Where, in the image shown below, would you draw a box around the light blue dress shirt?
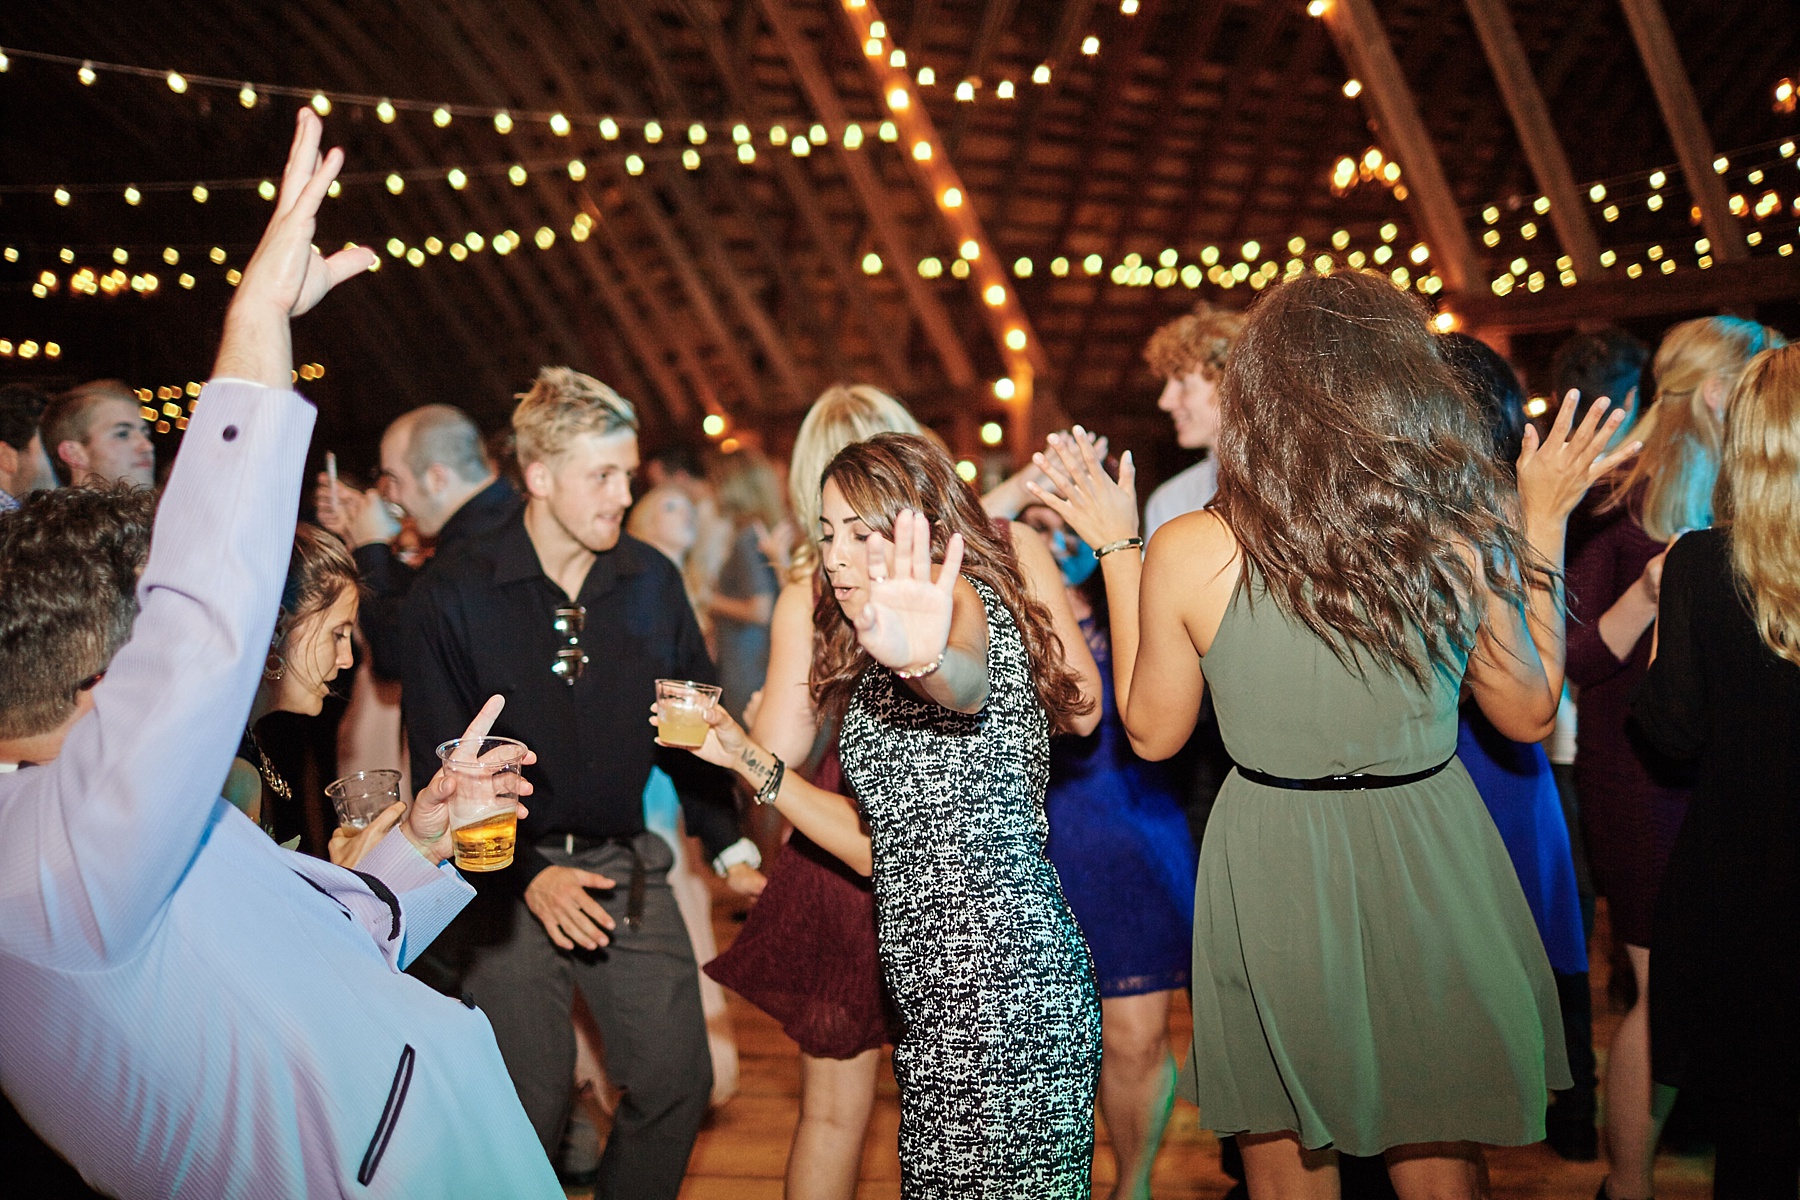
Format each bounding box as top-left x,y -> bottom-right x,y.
0,381 -> 559,1198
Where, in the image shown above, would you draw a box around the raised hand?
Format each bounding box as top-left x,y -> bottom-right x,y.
238,109 -> 376,320
855,508 -> 965,672
1025,426 -> 1140,550
1516,390 -> 1641,527
214,109 -> 376,389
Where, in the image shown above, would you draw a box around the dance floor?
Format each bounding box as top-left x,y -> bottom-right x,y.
564,884 -> 1716,1199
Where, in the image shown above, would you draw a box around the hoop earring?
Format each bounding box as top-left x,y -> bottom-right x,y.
263,651 -> 286,682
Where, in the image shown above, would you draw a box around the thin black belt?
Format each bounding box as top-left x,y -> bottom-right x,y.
539,833 -> 647,930
1235,756 -> 1455,791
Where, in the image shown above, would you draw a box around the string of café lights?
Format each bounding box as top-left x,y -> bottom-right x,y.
6,29 -> 1799,390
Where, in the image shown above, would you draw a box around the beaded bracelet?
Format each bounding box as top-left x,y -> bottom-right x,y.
893,651 -> 945,680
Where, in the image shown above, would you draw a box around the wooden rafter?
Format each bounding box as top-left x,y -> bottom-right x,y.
1618,0 -> 1747,260
1459,255 -> 1800,331
604,0 -> 828,408
1317,0 -> 1480,294
672,0 -> 915,390
500,0 -> 788,408
756,0 -> 977,389
943,0 -> 1020,152
1464,0 -> 1601,279
1042,0 -> 1167,263
988,0 -> 1100,235
582,192 -> 729,417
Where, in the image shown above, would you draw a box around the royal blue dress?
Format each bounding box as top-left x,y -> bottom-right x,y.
1457,705 -> 1588,975
1046,621 -> 1198,997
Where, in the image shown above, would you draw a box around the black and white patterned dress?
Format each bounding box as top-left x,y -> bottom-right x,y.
838,577 -> 1101,1198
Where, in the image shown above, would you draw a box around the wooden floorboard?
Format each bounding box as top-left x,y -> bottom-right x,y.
559,887 -> 1717,1198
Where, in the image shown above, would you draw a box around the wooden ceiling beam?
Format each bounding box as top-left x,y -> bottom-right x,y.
989,0 -> 1100,235
582,192 -> 729,417
756,0 -> 977,389
459,0 -> 801,411
1059,2 -> 1288,392
609,0 -> 843,397
1458,255 -> 1800,332
1616,0 -> 1748,261
1464,0 -> 1602,279
944,0 -> 1020,152
1317,0 -> 1480,294
565,210 -> 703,425
673,0 -> 915,391
1042,0 -> 1167,262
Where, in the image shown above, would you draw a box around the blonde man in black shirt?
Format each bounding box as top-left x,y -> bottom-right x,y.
400,367 -> 743,1199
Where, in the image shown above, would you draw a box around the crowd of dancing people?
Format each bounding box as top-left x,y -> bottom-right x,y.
2,111 -> 1797,1200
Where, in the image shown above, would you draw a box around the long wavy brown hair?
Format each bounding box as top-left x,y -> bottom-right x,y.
809,433 -> 1092,732
1211,271 -> 1550,683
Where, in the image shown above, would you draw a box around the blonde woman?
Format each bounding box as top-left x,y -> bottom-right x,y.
704,385 -> 1099,1200
1566,316 -> 1785,1200
1633,343 -> 1800,1197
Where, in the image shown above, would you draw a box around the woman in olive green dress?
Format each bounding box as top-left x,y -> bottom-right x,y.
1030,271 -> 1639,1198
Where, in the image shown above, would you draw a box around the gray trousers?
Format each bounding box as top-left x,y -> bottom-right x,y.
412,831 -> 711,1200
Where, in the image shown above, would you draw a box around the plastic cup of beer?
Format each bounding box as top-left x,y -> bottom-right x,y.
655,679 -> 721,749
324,769 -> 402,830
434,736 -> 528,873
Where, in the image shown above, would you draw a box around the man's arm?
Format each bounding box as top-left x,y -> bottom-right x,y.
0,110 -> 374,966
351,543 -> 418,682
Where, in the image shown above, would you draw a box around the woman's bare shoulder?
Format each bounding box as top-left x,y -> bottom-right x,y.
1148,509 -> 1240,575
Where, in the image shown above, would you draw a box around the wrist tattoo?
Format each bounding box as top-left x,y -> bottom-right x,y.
739,745 -> 773,787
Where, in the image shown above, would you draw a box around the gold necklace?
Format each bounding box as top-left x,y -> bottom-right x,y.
254,746 -> 292,805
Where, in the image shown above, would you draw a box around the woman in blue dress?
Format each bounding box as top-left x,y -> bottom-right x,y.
1023,502 -> 1198,1200
1442,332 -> 1596,1156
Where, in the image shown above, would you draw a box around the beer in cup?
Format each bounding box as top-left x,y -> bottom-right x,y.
435,735 -> 528,872
655,679 -> 721,749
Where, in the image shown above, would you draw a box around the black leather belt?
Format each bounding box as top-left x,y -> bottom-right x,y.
538,833 -> 647,930
1235,756 -> 1455,791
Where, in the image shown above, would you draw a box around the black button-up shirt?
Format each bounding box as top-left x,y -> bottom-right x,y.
353,477 -> 520,682
398,511 -> 737,891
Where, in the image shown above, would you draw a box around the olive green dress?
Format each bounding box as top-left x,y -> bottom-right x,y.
1185,570 -> 1571,1155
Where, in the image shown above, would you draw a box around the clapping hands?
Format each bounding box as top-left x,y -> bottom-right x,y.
1023,426 -> 1140,550
854,509 -> 965,674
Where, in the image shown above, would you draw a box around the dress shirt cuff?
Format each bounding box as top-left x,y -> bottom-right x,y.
358,826 -> 456,892
359,828 -> 476,969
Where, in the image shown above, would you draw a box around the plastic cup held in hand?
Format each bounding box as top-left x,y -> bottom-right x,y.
655,679 -> 721,749
324,769 -> 402,830
435,735 -> 528,872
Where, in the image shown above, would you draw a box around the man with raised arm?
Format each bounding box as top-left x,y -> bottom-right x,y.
0,111 -> 560,1198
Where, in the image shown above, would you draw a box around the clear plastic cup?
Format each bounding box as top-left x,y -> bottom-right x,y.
434,736 -> 528,872
655,679 -> 721,749
324,769 -> 402,830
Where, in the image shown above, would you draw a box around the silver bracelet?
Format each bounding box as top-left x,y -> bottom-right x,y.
1094,536 -> 1144,559
893,651 -> 945,680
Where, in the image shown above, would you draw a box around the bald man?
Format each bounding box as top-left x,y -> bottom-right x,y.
317,405 -> 519,680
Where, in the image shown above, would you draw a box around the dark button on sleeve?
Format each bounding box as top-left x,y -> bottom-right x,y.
222,425 -> 239,442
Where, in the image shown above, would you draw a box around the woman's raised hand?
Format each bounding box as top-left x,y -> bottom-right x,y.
856,509 -> 965,672
1516,389 -> 1641,526
1024,426 -> 1139,549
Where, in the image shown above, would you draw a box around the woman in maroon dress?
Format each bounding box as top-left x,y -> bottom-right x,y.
1567,316 -> 1785,1200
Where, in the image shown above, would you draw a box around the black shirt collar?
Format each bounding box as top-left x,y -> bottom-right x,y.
437,476 -> 520,549
491,509 -> 651,596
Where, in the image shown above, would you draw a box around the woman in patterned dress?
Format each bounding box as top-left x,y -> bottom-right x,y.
660,433 -> 1102,1198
